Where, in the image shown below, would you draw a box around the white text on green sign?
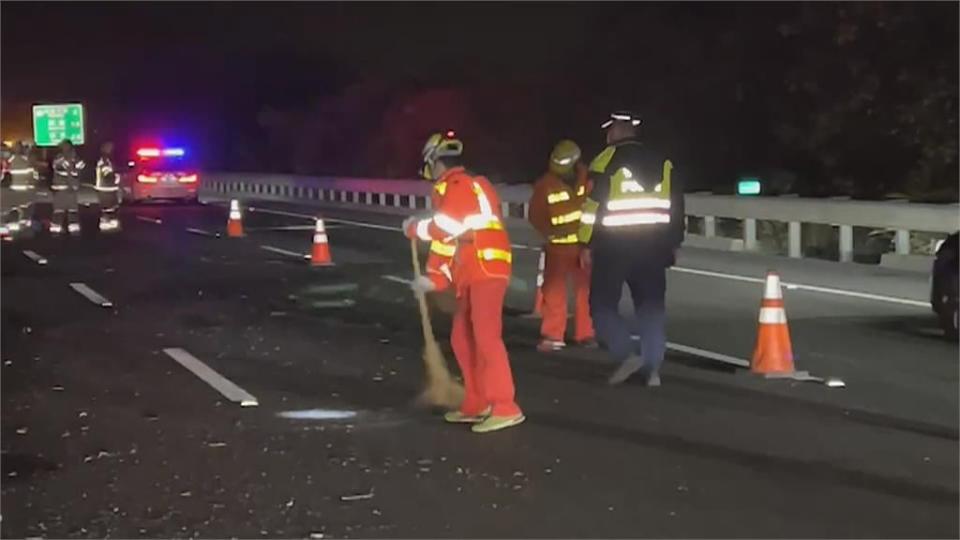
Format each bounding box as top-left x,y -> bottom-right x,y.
33,104 -> 85,147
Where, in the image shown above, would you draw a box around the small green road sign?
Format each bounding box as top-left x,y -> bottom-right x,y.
737,177 -> 761,195
33,103 -> 85,146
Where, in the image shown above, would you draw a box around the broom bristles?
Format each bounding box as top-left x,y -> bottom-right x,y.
409,237 -> 464,409
417,338 -> 464,409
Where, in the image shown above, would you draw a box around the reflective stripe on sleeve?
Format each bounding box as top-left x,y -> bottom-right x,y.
550,210 -> 583,225
416,219 -> 432,241
430,241 -> 456,257
478,248 -> 512,263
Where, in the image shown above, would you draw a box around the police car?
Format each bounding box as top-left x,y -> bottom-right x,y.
120,147 -> 199,204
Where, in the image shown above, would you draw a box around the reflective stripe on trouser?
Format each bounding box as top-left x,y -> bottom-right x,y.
450,278 -> 522,417
540,245 -> 594,342
589,248 -> 667,373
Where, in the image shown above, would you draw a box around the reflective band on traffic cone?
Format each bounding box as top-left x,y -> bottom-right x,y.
310,218 -> 333,266
751,271 -> 796,375
227,199 -> 244,237
531,250 -> 545,317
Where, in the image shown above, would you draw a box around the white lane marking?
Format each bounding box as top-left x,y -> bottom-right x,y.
671,266 -> 928,308
278,409 -> 357,420
248,206 -> 317,221
261,245 -> 309,259
186,227 -> 220,238
327,217 -> 399,232
665,342 -> 750,368
163,348 -> 259,407
249,206 -> 401,232
69,283 -> 113,308
247,225 -> 338,232
136,215 -> 163,224
22,250 -> 48,265
381,274 -> 412,285
309,299 -> 357,308
664,341 -> 843,387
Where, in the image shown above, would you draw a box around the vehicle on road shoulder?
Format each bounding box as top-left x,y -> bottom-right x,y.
931,232 -> 958,340
120,147 -> 199,204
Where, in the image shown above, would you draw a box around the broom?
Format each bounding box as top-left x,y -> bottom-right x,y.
410,238 -> 464,409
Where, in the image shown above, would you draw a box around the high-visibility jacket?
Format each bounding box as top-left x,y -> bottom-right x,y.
8,154 -> 37,191
95,156 -> 119,191
578,138 -> 684,257
528,164 -> 590,246
52,154 -> 85,190
425,178 -> 456,290
408,167 -> 512,292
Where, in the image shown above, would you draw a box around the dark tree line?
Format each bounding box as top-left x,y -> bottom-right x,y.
228,3 -> 957,200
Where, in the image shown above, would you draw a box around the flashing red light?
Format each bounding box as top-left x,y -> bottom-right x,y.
445,130 -> 456,138
136,148 -> 161,158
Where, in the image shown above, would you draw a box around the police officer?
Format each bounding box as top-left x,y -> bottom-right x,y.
51,139 -> 85,234
95,141 -> 118,191
578,111 -> 685,386
95,141 -> 121,219
52,139 -> 85,190
0,142 -> 38,235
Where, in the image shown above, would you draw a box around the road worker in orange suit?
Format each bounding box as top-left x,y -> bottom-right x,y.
528,140 -> 596,352
402,131 -> 525,433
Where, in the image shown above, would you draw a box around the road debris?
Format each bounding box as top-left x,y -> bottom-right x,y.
207,442 -> 227,448
15,427 -> 28,435
340,490 -> 374,502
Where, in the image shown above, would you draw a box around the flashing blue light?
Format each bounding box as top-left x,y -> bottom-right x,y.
162,148 -> 185,157
737,178 -> 761,196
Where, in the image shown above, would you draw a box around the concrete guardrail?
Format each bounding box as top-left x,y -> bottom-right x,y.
200,172 -> 959,270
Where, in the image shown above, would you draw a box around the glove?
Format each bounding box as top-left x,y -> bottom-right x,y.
402,216 -> 419,239
410,275 -> 436,294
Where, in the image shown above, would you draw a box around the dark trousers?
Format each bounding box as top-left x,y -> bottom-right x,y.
589,245 -> 668,372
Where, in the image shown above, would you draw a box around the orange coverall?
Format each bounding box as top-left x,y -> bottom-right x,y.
528,164 -> 595,344
407,167 -> 522,418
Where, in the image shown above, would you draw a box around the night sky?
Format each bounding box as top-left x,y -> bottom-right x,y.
2,2 -> 957,197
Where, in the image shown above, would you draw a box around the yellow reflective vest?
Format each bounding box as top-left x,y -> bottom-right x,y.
578,138 -> 684,249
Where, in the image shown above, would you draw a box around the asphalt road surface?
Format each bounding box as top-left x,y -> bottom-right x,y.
2,201 -> 957,538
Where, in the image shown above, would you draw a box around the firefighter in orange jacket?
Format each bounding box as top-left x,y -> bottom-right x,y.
528,140 -> 596,352
402,131 -> 525,433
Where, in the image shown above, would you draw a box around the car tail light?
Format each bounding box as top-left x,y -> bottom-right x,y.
137,174 -> 158,183
178,174 -> 198,184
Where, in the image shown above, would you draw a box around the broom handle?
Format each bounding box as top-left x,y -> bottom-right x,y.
410,238 -> 435,341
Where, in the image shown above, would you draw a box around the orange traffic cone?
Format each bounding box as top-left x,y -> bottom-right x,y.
227,199 -> 244,237
310,218 -> 333,266
751,271 -> 800,376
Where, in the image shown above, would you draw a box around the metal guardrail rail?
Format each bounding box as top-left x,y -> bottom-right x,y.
201,172 -> 959,264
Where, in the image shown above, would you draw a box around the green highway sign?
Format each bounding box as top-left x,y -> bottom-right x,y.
737,177 -> 761,196
33,103 -> 85,146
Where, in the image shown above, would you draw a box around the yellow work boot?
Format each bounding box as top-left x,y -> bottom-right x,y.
471,414 -> 526,433
444,407 -> 491,424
